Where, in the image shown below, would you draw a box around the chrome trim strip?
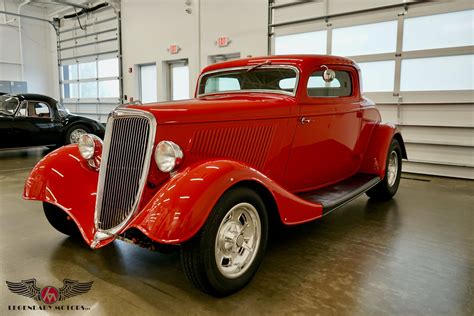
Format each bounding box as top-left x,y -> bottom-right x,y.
93,107 -> 157,237
196,65 -> 300,97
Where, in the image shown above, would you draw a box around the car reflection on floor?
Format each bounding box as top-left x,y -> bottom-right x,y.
0,147 -> 52,172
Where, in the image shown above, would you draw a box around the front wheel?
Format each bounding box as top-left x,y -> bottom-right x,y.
43,202 -> 81,237
180,187 -> 268,297
366,138 -> 402,200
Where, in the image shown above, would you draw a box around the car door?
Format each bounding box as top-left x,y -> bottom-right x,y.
13,101 -> 61,146
0,114 -> 14,148
285,65 -> 362,192
0,96 -> 19,148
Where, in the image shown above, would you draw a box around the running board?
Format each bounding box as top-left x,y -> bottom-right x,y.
296,174 -> 381,216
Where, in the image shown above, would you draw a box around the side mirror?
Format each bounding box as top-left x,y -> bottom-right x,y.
321,65 -> 336,83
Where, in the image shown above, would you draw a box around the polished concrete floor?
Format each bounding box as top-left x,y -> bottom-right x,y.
0,148 -> 473,315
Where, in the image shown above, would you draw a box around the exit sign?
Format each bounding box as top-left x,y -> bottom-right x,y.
216,36 -> 230,47
168,44 -> 180,54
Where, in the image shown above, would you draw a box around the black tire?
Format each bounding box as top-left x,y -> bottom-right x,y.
181,187 -> 269,297
43,202 -> 81,237
65,124 -> 90,145
366,138 -> 402,201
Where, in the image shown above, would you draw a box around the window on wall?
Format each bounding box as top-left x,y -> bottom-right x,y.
170,61 -> 190,101
139,64 -> 157,103
401,55 -> 474,91
275,30 -> 327,55
358,61 -> 395,92
61,58 -> 120,100
332,21 -> 397,56
403,10 -> 474,51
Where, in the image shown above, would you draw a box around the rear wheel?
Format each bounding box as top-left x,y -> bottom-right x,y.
181,187 -> 268,297
43,202 -> 81,237
366,138 -> 402,200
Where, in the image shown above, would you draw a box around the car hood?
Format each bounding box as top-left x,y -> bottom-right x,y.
126,93 -> 295,124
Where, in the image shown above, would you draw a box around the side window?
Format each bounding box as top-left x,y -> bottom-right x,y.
307,70 -> 352,97
28,102 -> 51,118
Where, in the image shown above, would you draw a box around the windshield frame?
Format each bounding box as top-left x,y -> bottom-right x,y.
0,96 -> 20,116
197,65 -> 300,98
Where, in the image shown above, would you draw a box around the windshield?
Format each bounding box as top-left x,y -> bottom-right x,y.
198,66 -> 298,96
56,102 -> 70,118
0,95 -> 19,115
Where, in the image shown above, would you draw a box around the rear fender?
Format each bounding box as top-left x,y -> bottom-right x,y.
23,145 -> 99,245
360,123 -> 406,178
130,160 -> 323,244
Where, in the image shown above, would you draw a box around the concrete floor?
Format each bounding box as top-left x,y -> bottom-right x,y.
0,148 -> 473,315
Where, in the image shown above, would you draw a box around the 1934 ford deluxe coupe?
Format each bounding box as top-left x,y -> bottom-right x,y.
24,55 -> 406,296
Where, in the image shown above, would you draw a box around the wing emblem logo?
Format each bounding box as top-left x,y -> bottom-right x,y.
6,279 -> 93,305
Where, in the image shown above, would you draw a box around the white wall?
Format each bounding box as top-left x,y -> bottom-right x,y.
0,0 -> 55,96
121,0 -> 268,102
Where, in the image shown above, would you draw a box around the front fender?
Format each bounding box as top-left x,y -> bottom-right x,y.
23,145 -> 99,245
129,160 -> 323,244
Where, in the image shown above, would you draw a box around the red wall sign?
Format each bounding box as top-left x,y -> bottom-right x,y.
168,44 -> 180,54
216,36 -> 230,47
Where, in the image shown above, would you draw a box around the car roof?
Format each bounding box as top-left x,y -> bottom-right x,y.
201,54 -> 358,74
9,93 -> 58,104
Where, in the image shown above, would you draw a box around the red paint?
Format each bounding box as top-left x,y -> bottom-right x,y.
23,55 -> 404,248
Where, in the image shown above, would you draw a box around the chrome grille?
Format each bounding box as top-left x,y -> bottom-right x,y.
95,109 -> 155,231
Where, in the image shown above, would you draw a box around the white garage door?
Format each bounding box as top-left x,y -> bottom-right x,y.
270,0 -> 474,179
57,4 -> 122,123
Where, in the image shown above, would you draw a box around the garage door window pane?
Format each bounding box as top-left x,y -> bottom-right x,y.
80,82 -> 98,98
358,61 -> 395,92
79,62 -> 97,80
62,83 -> 78,98
275,31 -> 327,55
332,21 -> 397,56
99,58 -> 119,78
403,10 -> 474,51
401,55 -> 474,91
62,64 -> 78,81
99,80 -> 119,98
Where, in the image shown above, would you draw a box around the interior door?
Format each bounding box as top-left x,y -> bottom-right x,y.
285,66 -> 361,192
13,101 -> 61,146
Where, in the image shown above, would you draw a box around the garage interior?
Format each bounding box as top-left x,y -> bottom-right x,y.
0,0 -> 473,314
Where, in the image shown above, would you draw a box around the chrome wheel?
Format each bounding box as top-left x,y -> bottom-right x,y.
69,128 -> 87,144
215,202 -> 261,279
387,150 -> 399,187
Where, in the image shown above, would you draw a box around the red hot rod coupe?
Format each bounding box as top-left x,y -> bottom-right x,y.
24,55 -> 406,296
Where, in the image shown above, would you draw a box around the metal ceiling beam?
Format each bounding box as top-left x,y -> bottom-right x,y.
0,10 -> 58,31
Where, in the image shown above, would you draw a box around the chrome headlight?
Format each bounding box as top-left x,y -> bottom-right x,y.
78,134 -> 96,159
155,141 -> 183,172
78,134 -> 103,168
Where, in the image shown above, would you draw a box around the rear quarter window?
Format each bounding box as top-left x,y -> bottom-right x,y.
307,70 -> 352,97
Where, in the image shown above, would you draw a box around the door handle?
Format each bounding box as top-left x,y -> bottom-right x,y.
299,117 -> 311,125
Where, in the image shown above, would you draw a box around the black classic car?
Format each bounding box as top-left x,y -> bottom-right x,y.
0,93 -> 105,149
